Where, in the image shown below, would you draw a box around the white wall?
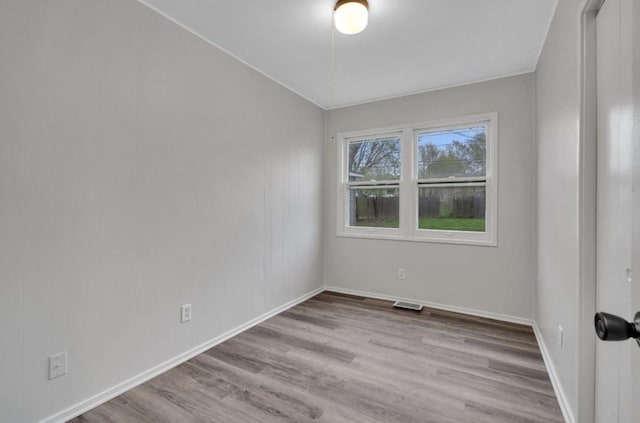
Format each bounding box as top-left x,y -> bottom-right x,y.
323,74 -> 537,321
535,0 -> 588,419
0,1 -> 324,422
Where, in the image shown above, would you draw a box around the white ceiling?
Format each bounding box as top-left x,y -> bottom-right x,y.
139,0 -> 558,109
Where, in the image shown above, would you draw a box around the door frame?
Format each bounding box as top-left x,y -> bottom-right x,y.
577,1 -> 604,422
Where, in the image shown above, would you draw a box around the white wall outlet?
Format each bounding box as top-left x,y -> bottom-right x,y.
181,304 -> 192,323
558,325 -> 564,348
398,268 -> 406,280
49,351 -> 67,380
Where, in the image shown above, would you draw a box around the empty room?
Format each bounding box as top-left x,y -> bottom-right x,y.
1,0 -> 639,422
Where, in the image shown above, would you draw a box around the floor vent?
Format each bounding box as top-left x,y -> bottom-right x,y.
393,301 -> 423,311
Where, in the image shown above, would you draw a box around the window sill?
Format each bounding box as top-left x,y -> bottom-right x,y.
336,230 -> 497,247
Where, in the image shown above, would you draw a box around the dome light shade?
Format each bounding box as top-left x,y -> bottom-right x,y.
334,0 -> 369,35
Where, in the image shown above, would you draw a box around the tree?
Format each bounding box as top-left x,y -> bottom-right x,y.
349,137 -> 400,181
418,131 -> 486,178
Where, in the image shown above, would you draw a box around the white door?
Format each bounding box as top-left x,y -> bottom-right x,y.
594,0 -> 639,422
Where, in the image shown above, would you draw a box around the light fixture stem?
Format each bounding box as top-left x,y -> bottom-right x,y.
331,12 -> 336,108
330,8 -> 336,135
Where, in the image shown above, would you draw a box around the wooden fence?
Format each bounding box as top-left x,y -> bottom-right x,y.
352,193 -> 485,223
452,194 -> 485,219
355,196 -> 399,221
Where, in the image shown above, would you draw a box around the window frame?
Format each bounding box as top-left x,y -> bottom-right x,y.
336,112 -> 498,246
338,131 -> 403,238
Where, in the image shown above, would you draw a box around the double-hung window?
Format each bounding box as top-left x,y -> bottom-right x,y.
344,133 -> 402,233
337,112 -> 497,246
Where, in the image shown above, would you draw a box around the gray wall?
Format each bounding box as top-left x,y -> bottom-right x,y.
323,74 -> 537,321
0,1 -> 324,422
535,0 -> 586,418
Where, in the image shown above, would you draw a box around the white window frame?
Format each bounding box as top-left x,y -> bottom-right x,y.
336,112 -> 498,246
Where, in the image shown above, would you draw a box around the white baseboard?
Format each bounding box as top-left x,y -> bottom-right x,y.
40,286 -> 325,423
323,285 -> 534,326
532,322 -> 575,423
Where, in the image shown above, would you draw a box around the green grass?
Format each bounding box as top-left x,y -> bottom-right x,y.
419,217 -> 485,232
354,217 -> 399,228
355,217 -> 485,232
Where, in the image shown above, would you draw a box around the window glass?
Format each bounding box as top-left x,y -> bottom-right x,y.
348,187 -> 400,228
348,136 -> 401,182
417,126 -> 486,179
418,186 -> 486,232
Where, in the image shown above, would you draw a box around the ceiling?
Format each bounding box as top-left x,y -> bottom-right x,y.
138,0 -> 558,110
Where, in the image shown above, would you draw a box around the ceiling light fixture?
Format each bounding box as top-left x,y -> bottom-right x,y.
334,0 -> 369,35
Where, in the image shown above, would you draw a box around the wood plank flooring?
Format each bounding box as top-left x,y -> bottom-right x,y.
70,292 -> 564,423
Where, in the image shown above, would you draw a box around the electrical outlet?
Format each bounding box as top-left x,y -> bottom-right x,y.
398,268 -> 406,280
181,304 -> 192,323
558,325 -> 564,348
49,352 -> 67,380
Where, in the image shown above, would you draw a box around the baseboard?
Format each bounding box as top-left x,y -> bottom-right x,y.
40,286 -> 325,423
532,322 -> 575,423
322,285 -> 534,326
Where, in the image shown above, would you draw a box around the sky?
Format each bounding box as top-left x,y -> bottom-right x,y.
418,126 -> 485,148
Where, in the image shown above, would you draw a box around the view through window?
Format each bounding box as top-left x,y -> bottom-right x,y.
416,126 -> 487,232
338,113 -> 497,245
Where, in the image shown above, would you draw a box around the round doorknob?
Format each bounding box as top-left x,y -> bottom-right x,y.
594,312 -> 640,346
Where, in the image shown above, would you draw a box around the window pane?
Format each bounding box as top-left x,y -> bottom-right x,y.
348,187 -> 399,228
418,186 -> 485,232
417,126 -> 486,179
348,135 -> 401,182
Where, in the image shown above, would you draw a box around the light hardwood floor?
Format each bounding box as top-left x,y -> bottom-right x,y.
71,292 -> 564,423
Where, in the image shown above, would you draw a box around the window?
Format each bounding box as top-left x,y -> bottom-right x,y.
346,134 -> 401,229
337,113 -> 497,246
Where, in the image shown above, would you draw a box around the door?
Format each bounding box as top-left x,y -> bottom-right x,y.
594,0 -> 639,421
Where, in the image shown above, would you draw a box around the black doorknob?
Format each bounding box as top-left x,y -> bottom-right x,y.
594,312 -> 640,346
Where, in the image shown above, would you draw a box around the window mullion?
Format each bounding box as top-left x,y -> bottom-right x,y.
399,128 -> 414,238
